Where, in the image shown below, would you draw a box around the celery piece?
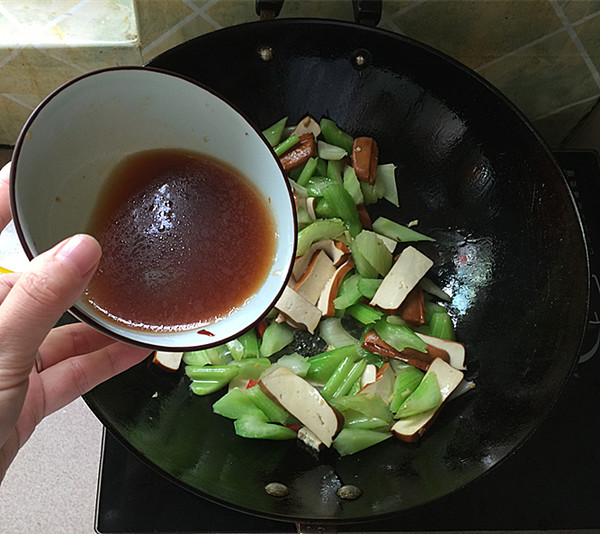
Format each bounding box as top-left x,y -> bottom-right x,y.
318,140 -> 348,160
304,175 -> 341,197
227,358 -> 271,380
183,345 -> 231,366
297,157 -> 319,187
226,338 -> 245,362
343,411 -> 391,430
389,364 -> 424,413
352,230 -> 393,276
360,177 -> 386,205
374,319 -> 428,353
190,380 -> 229,396
375,164 -> 399,207
346,302 -> 383,325
245,385 -> 292,425
315,198 -> 338,219
238,329 -> 260,358
333,273 -> 362,310
322,183 -> 362,237
185,365 -> 240,382
372,216 -> 435,242
262,116 -> 287,146
348,378 -> 362,396
332,428 -> 392,456
274,134 -> 300,157
329,393 -> 393,423
271,352 -> 310,377
394,372 -> 442,418
424,300 -> 447,323
343,166 -> 364,205
296,219 -> 346,256
212,387 -> 265,420
357,277 -> 382,299
234,414 -> 297,440
429,310 -> 455,341
319,117 -> 354,154
319,317 -> 359,348
320,356 -> 356,401
333,359 -> 368,398
350,242 -> 379,279
327,159 -> 344,183
259,322 -> 294,357
307,345 -> 358,383
315,157 -> 327,176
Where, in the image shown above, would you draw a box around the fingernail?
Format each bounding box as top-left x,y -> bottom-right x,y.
55,234 -> 102,278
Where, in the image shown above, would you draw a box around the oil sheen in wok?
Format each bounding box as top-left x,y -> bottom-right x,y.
83,148 -> 276,331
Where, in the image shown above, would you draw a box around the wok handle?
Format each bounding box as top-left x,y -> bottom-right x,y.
255,0 -> 383,26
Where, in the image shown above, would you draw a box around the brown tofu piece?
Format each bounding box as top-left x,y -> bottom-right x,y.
279,133 -> 316,171
352,136 -> 379,183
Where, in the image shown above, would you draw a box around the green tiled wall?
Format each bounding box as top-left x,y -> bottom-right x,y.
1,0 -> 600,147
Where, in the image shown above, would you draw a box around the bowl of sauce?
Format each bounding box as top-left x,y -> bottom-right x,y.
10,67 -> 296,351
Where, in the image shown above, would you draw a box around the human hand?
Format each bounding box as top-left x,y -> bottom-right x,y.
0,162 -> 151,483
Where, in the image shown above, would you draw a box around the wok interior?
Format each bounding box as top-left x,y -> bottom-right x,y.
84,21 -> 588,522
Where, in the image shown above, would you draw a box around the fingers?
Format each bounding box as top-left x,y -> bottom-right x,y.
0,234 -> 101,443
0,162 -> 12,233
38,341 -> 151,416
37,322 -> 116,369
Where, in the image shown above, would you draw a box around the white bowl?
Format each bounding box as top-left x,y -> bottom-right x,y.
10,67 -> 296,351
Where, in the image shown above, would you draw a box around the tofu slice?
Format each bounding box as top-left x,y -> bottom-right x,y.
152,351 -> 183,372
370,246 -> 434,310
291,115 -> 321,139
293,239 -> 350,279
416,333 -> 466,370
391,358 -> 463,442
317,258 -> 355,316
260,367 -> 343,447
275,286 -> 322,334
293,250 -> 336,304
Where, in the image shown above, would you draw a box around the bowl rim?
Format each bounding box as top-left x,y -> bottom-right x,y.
9,65 -> 297,352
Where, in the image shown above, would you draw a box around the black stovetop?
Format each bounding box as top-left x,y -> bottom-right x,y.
95,151 -> 600,533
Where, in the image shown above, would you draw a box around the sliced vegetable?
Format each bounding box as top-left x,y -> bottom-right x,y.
318,140 -> 348,160
321,183 -> 362,237
375,164 -> 399,207
234,414 -> 297,440
306,345 -> 358,383
319,118 -> 354,153
352,230 -> 393,277
332,428 -> 392,456
346,302 -> 383,324
394,371 -> 442,418
297,219 -> 346,257
389,364 -> 425,413
274,134 -> 300,156
213,387 -> 265,420
372,217 -> 434,242
374,319 -> 428,354
262,116 -> 287,146
259,321 -> 295,357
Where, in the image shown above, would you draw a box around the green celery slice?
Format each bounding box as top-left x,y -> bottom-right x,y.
372,216 -> 434,242
428,310 -> 456,341
374,319 -> 428,353
319,317 -> 359,348
321,183 -> 362,237
270,352 -> 310,377
227,358 -> 271,380
357,277 -> 382,299
296,219 -> 346,257
234,414 -> 297,440
394,372 -> 442,418
319,117 -> 354,154
333,273 -> 362,310
352,230 -> 393,276
360,177 -> 386,205
343,411 -> 391,430
333,359 -> 368,398
304,174 -> 341,197
212,387 -> 265,420
375,164 -> 399,207
315,198 -> 338,219
259,322 -> 294,357
262,116 -> 287,146
245,385 -> 292,425
346,302 -> 383,324
274,134 -> 300,156
329,392 -> 393,423
389,364 -> 425,413
190,380 -> 229,396
343,166 -> 365,205
349,241 -> 379,278
185,365 -> 239,382
320,355 -> 358,401
332,428 -> 392,456
297,157 -> 319,187
306,345 -> 358,383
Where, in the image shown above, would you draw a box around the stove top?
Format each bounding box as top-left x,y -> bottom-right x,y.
95,150 -> 600,533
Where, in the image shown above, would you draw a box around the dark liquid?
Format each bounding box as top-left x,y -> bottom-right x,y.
84,149 -> 276,331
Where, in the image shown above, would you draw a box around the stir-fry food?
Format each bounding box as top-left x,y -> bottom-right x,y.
152,115 -> 471,456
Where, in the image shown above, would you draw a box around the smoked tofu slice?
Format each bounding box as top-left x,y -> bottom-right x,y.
293,239 -> 351,279
370,246 -> 434,310
293,250 -> 336,304
275,286 -> 322,334
260,367 -> 343,447
291,115 -> 321,139
416,333 -> 466,370
317,258 -> 355,316
391,358 -> 463,442
152,351 -> 183,372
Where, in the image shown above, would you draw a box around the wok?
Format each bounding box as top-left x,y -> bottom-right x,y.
83,3 -> 589,527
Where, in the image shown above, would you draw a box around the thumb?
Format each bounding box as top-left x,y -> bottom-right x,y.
0,234 -> 101,412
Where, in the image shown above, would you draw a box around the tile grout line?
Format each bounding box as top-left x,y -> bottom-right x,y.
549,0 -> 600,91
141,8 -> 200,58
531,93 -> 600,121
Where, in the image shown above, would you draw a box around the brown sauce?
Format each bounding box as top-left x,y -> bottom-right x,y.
83,148 -> 276,331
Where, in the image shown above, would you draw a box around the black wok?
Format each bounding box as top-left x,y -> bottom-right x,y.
83,10 -> 589,527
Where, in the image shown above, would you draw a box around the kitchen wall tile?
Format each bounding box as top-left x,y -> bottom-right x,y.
534,97 -> 597,146
570,11 -> 600,74
477,29 -> 599,123
386,0 -> 564,70
557,0 -> 600,22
